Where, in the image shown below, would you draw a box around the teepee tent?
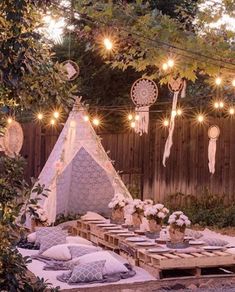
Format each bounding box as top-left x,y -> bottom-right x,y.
30,99 -> 132,224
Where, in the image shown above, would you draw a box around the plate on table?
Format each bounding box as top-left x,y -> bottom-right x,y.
126,237 -> 147,242
147,247 -> 172,253
108,230 -> 128,234
96,223 -> 116,227
134,230 -> 145,235
202,246 -> 225,251
83,218 -> 106,222
103,226 -> 122,230
88,220 -> 107,224
184,236 -> 194,241
118,233 -> 135,237
135,242 -> 156,247
189,240 -> 205,245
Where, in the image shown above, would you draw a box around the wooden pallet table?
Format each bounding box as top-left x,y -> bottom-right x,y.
138,249 -> 235,279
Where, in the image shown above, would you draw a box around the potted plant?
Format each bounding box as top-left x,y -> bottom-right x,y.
144,203 -> 169,237
168,211 -> 191,244
30,205 -> 48,231
126,199 -> 145,229
108,193 -> 128,224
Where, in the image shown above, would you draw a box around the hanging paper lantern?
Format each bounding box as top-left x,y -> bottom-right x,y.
163,77 -> 184,167
0,120 -> 24,157
131,78 -> 158,135
62,60 -> 80,81
208,125 -> 220,174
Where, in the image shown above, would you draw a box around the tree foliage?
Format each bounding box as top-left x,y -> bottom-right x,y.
0,0 -> 75,110
73,0 -> 235,85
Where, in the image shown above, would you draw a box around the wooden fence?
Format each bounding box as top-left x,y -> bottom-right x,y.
21,117 -> 235,204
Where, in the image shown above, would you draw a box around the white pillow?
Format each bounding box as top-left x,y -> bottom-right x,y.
27,232 -> 36,243
81,212 -> 106,221
41,243 -> 100,261
66,236 -> 93,246
77,251 -> 129,275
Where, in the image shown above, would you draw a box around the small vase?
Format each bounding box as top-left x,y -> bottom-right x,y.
132,213 -> 142,229
169,225 -> 185,244
111,208 -> 125,224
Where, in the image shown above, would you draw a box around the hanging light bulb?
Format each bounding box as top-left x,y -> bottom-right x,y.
163,119 -> 169,127
92,118 -> 100,126
103,38 -> 113,50
167,59 -> 174,68
135,114 -> 140,121
130,121 -> 136,128
229,107 -> 235,115
176,108 -> 182,116
37,113 -> 43,120
214,101 -> 219,109
171,110 -> 177,117
215,76 -> 222,86
7,117 -> 13,124
197,114 -> 204,123
162,63 -> 168,71
219,101 -> 224,108
232,79 -> 235,87
83,115 -> 89,122
50,119 -> 56,126
53,111 -> 59,119
127,114 -> 133,121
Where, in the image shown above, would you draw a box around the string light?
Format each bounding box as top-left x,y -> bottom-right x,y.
167,59 -> 174,68
163,119 -> 169,127
176,108 -> 182,116
197,114 -> 204,123
7,117 -> 13,124
215,76 -> 222,86
103,38 -> 113,50
50,119 -> 56,126
128,114 -> 133,121
214,101 -> 224,109
92,118 -> 100,126
37,113 -> 43,120
135,114 -> 140,121
232,79 -> 235,87
130,121 -> 136,128
229,107 -> 235,115
162,63 -> 168,71
219,101 -> 224,108
214,101 -> 219,109
83,115 -> 89,122
53,111 -> 60,119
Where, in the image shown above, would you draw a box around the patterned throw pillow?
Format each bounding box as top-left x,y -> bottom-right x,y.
68,246 -> 100,259
39,229 -> 67,254
68,260 -> 106,284
35,226 -> 62,245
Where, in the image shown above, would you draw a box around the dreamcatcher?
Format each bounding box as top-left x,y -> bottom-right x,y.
131,78 -> 158,135
208,125 -> 220,174
0,120 -> 24,157
163,77 -> 185,166
62,60 -> 80,81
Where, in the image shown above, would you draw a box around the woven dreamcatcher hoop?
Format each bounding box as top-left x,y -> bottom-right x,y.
131,78 -> 158,135
208,125 -> 220,174
62,60 -> 80,81
0,120 -> 24,157
163,77 -> 185,167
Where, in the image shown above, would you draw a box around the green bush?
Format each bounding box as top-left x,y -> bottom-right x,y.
165,188 -> 235,228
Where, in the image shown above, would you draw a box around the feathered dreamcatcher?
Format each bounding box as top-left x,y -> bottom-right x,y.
208,125 -> 220,174
163,77 -> 186,166
131,78 -> 158,135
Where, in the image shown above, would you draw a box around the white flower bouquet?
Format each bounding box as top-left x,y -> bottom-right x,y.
144,203 -> 169,224
168,211 -> 191,231
108,193 -> 128,210
126,199 -> 145,215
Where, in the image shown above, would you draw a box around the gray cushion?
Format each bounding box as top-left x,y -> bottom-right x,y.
68,260 -> 106,284
202,237 -> 228,246
35,226 -> 62,245
185,229 -> 203,239
39,229 -> 67,254
68,246 -> 100,259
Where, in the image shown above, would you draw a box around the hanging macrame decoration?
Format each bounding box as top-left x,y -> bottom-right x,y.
131,78 -> 158,135
0,120 -> 24,157
163,77 -> 184,167
208,125 -> 220,174
62,60 -> 80,81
